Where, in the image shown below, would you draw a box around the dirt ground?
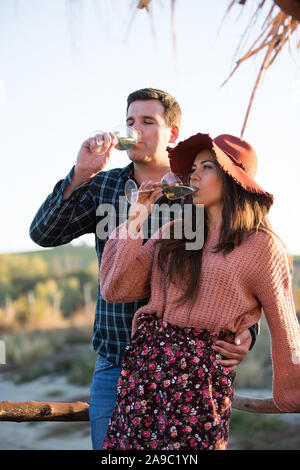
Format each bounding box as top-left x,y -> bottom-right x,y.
0,374 -> 92,450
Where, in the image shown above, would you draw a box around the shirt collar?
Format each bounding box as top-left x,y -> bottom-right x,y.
119,162 -> 134,179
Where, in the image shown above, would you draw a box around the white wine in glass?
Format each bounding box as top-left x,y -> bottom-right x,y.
89,125 -> 141,155
161,172 -> 196,200
124,172 -> 196,204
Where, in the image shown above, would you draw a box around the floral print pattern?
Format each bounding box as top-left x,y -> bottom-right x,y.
103,314 -> 235,450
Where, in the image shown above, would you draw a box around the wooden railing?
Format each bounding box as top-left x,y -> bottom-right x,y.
0,395 -> 298,422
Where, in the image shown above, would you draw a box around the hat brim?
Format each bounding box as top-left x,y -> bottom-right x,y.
167,133 -> 274,209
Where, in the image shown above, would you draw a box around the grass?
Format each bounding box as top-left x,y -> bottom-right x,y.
2,323 -> 96,385
230,409 -> 285,434
229,410 -> 300,449
54,346 -> 96,386
45,389 -> 64,397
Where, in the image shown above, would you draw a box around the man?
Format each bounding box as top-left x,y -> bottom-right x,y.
30,88 -> 256,449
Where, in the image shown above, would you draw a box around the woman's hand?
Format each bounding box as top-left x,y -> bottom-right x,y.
127,180 -> 163,236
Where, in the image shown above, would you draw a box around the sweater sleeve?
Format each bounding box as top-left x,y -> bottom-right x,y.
251,232 -> 300,412
100,221 -> 159,303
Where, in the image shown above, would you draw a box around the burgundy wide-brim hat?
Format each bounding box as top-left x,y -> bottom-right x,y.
167,133 -> 274,209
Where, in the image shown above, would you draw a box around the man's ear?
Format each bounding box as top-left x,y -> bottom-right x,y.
169,125 -> 179,144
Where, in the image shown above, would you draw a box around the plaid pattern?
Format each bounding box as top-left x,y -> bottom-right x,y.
30,163 -> 177,365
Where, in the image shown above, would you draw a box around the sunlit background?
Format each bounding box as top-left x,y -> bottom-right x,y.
1,1 -> 300,451
1,0 -> 299,254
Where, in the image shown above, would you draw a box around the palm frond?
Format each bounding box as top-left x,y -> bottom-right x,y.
222,1 -> 299,136
136,0 -> 299,137
137,0 -> 152,11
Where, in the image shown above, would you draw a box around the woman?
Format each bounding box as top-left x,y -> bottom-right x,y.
100,132 -> 300,450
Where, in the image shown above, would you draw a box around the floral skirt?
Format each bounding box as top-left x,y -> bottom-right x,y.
103,314 -> 236,450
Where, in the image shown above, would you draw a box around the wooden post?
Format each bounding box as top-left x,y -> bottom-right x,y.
0,400 -> 89,422
0,396 -> 299,421
232,395 -> 287,414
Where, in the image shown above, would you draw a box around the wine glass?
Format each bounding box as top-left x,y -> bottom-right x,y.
89,125 -> 141,155
124,171 -> 196,204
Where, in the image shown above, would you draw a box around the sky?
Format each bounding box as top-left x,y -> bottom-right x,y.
0,0 -> 299,255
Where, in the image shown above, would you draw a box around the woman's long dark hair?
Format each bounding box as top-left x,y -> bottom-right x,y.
155,169 -> 292,307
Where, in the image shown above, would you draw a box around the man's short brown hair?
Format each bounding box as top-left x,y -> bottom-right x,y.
127,88 -> 181,128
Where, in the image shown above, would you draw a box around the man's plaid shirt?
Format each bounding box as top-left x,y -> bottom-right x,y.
30,163 -> 176,365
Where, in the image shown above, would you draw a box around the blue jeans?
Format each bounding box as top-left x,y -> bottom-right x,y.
89,355 -> 121,450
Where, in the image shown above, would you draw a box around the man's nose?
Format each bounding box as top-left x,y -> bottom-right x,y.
131,124 -> 143,140
131,122 -> 143,133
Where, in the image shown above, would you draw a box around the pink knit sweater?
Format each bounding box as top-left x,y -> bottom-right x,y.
100,221 -> 300,412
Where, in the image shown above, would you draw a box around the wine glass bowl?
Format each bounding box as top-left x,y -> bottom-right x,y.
124,171 -> 196,204
124,179 -> 139,205
160,172 -> 196,200
160,171 -> 182,187
89,126 -> 141,155
89,131 -> 112,155
113,126 -> 141,151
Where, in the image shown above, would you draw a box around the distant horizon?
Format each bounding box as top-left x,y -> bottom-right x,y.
2,237 -> 300,258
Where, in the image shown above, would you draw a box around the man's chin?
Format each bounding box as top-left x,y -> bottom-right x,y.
128,151 -> 150,162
